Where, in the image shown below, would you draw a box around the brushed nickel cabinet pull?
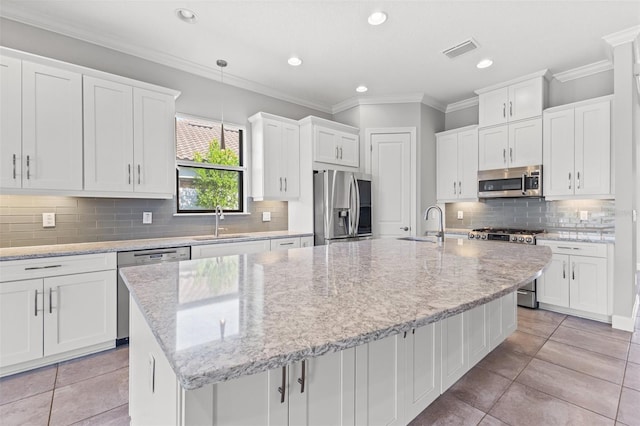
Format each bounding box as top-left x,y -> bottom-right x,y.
572,263 -> 575,280
297,360 -> 306,393
12,154 -> 16,179
339,147 -> 343,159
502,103 -> 506,118
49,288 -> 54,313
138,164 -> 141,185
458,181 -> 462,195
25,264 -> 62,271
509,101 -> 513,117
279,177 -> 283,191
453,181 -> 456,194
503,149 -> 506,163
34,291 -> 39,316
562,261 -> 566,279
335,146 -> 339,159
284,177 -> 287,192
576,171 -> 580,189
568,172 -> 571,190
26,155 -> 30,179
278,366 -> 286,403
128,164 -> 132,185
510,147 -> 513,162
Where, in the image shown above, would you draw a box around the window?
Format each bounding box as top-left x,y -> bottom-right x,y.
176,115 -> 245,213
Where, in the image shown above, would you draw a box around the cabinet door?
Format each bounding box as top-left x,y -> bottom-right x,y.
479,87 -> 508,127
537,253 -> 570,308
0,55 -> 22,189
133,88 -> 175,195
436,133 -> 459,202
43,270 -> 116,356
508,119 -> 542,168
262,119 -> 284,198
0,279 -> 43,367
569,256 -> 608,315
457,129 -> 478,200
543,109 -> 575,197
289,348 -> 356,426
502,292 -> 517,336
508,78 -> 544,122
466,304 -> 489,366
190,240 -> 271,259
22,61 -> 82,190
441,312 -> 467,392
314,127 -> 339,164
83,76 -> 134,192
338,132 -> 359,168
405,322 -> 441,421
478,125 -> 508,171
282,122 -> 300,198
355,333 -> 405,426
574,100 -> 611,197
487,298 -> 503,350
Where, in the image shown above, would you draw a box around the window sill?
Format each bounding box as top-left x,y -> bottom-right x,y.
173,212 -> 251,217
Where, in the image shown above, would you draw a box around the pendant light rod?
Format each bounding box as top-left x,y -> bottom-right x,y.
217,59 -> 228,149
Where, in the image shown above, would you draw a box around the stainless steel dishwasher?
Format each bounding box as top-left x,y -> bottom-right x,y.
116,247 -> 190,345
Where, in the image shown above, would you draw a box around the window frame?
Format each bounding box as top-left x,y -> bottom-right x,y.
175,113 -> 248,214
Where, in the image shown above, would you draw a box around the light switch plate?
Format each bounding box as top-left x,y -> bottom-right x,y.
262,211 -> 271,222
42,213 -> 55,228
579,211 -> 589,221
457,211 -> 464,220
143,212 -> 152,224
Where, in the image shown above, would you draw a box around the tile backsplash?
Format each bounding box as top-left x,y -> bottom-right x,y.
444,198 -> 615,233
0,195 -> 288,248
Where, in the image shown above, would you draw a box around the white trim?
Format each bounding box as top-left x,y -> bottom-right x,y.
445,97 -> 479,113
474,69 -> 550,95
553,60 -> 613,83
435,124 -> 478,137
332,94 -> 446,115
611,294 -> 639,332
603,25 -> 640,47
298,115 -> 359,132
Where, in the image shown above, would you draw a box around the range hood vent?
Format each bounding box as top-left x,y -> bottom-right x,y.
443,38 -> 479,59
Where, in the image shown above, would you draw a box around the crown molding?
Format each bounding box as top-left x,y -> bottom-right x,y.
331,93 -> 446,115
553,60 -> 613,83
0,12 -> 333,114
474,69 -> 550,95
603,25 -> 640,47
445,97 -> 479,113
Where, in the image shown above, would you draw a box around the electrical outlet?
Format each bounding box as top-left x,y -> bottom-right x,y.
262,211 -> 271,222
457,210 -> 464,220
143,212 -> 152,224
579,210 -> 589,221
42,212 -> 55,228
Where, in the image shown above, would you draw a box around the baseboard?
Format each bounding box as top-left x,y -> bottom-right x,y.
538,303 -> 611,323
611,294 -> 639,332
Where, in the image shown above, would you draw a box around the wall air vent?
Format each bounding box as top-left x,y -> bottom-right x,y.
442,38 -> 479,59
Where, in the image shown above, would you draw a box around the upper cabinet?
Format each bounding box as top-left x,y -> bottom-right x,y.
477,74 -> 547,128
478,119 -> 542,170
543,96 -> 612,200
436,126 -> 478,202
0,47 -> 180,198
299,116 -> 360,171
249,112 -> 300,201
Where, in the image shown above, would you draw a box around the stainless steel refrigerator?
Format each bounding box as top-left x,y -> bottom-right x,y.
314,170 -> 372,245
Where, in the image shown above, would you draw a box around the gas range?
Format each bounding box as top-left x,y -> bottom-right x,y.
467,227 -> 545,245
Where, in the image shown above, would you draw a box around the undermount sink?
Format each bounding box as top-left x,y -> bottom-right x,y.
397,236 -> 438,243
191,234 -> 250,241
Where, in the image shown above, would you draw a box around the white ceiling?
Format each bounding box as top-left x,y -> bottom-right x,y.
1,1 -> 639,113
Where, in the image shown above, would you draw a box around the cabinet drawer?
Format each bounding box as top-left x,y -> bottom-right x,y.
191,240 -> 271,259
270,237 -> 301,251
0,253 -> 117,282
536,240 -> 607,258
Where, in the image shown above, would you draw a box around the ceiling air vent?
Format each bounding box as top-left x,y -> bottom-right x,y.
442,38 -> 479,59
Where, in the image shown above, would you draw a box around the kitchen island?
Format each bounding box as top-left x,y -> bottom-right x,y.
120,238 -> 551,426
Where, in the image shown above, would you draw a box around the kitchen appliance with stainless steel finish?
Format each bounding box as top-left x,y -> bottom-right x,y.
468,227 -> 545,308
116,246 -> 190,345
314,170 -> 372,245
478,165 -> 542,199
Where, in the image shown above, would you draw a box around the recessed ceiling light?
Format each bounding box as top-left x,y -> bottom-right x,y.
176,8 -> 197,23
367,11 -> 387,26
356,85 -> 368,93
477,59 -> 493,69
288,57 -> 303,66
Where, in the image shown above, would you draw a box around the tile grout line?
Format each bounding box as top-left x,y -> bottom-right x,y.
52,364 -> 129,392
613,341 -> 633,424
67,402 -> 129,426
47,365 -> 59,426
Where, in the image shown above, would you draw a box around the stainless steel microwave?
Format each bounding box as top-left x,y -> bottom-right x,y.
478,165 -> 542,198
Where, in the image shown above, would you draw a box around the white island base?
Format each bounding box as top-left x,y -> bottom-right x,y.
129,292 -> 517,426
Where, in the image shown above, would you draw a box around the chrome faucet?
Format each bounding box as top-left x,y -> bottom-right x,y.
424,205 -> 444,243
214,205 -> 224,237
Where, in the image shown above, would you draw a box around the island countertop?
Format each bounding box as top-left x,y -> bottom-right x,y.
120,238 -> 552,390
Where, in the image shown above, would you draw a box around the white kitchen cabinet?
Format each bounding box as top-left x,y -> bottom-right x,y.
487,292 -> 517,351
191,240 -> 272,259
436,125 -> 478,202
405,322 -> 441,421
543,96 -> 612,199
21,60 -> 83,191
537,254 -> 570,308
478,118 -> 542,170
440,312 -> 467,392
477,76 -> 546,128
250,112 -> 300,201
466,304 -> 490,366
0,54 -> 22,189
298,116 -> 360,171
270,237 -> 301,251
0,253 -> 117,376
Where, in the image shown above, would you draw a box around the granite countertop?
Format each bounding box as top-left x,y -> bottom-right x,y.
120,238 -> 552,390
0,231 -> 313,261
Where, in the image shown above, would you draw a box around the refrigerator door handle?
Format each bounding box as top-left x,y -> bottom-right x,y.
353,175 -> 361,237
347,175 -> 355,236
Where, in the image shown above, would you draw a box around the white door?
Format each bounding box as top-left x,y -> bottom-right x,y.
83,76 -> 134,192
43,270 -> 116,356
537,254 -> 570,308
478,125 -> 508,171
457,129 -> 479,200
574,100 -> 611,197
282,122 -> 300,199
0,279 -> 43,367
436,133 -> 459,202
371,132 -> 412,238
543,109 -> 575,197
569,256 -> 608,315
22,61 -> 82,190
508,119 -> 542,167
0,55 -> 22,189
133,88 -> 175,195
508,78 -> 543,122
405,322 -> 441,421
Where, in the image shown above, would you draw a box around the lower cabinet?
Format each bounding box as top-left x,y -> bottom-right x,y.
191,240 -> 272,259
0,253 -> 117,376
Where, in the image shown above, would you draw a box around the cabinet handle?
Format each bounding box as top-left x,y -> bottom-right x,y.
280,177 -> 283,191
502,103 -> 506,118
458,181 -> 462,195
26,155 -> 30,180
572,263 -> 575,280
138,164 -> 141,185
12,154 -> 16,179
25,264 -> 62,271
339,147 -> 343,159
403,331 -> 407,338
297,360 -> 306,393
503,149 -> 506,164
284,177 -> 287,192
278,366 -> 286,404
49,288 -> 55,313
557,246 -> 580,250
335,146 -> 339,159
568,172 -> 571,190
280,242 -> 294,246
562,261 -> 566,279
510,147 -> 513,162
576,171 -> 580,189
128,164 -> 132,185
34,291 -> 39,316
453,181 -> 456,194
509,101 -> 513,117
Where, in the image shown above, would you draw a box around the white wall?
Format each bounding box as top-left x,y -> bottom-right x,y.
420,104 -> 446,235
445,105 -> 479,130
548,70 -> 614,107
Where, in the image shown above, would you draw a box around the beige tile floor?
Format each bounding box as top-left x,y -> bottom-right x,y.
1,308 -> 638,426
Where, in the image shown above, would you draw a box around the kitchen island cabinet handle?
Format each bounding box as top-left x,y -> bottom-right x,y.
138,164 -> 141,185
12,154 -> 16,179
568,172 -> 571,189
128,164 -> 131,185
562,261 -> 566,279
26,155 -> 30,180
297,360 -> 306,393
277,366 -> 286,403
34,291 -> 39,316
49,288 -> 55,313
572,263 -> 575,280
